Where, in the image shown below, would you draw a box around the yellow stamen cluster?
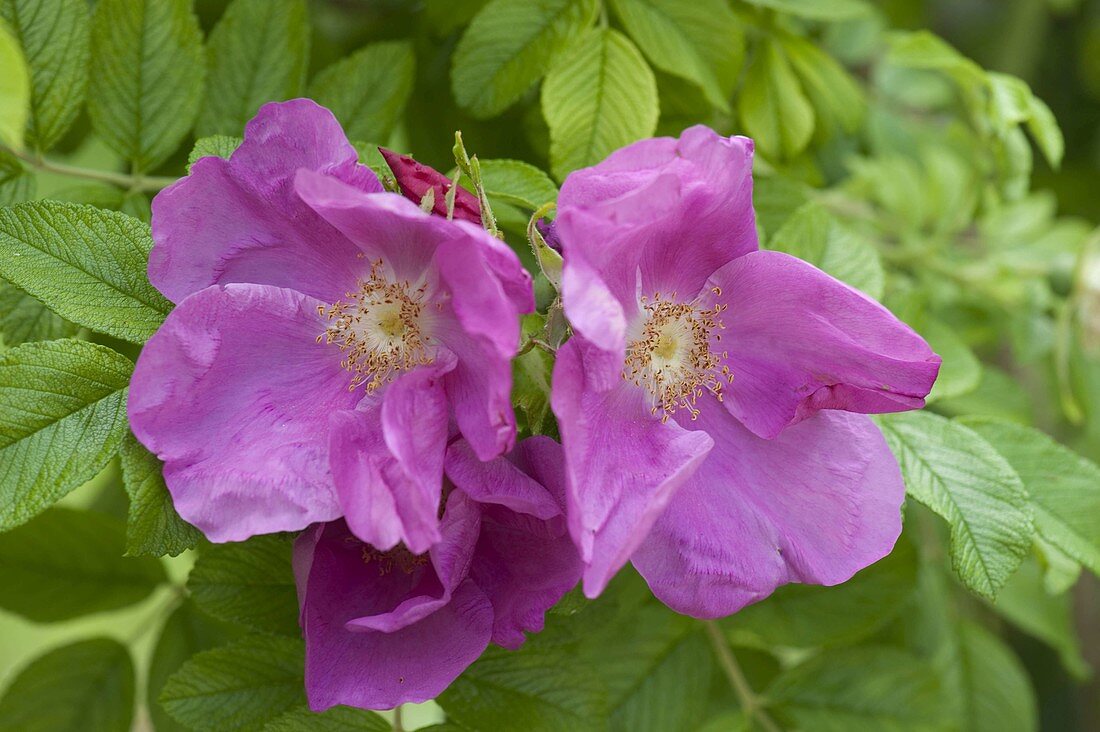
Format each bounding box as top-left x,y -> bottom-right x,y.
361,544 -> 430,576
317,259 -> 433,392
622,288 -> 731,422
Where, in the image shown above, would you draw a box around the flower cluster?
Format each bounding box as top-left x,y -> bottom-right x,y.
129,101 -> 940,710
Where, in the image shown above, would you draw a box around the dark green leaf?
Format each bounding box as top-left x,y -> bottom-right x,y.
955,621 -> 1037,732
308,41 -> 415,144
0,280 -> 77,346
0,149 -> 33,204
263,706 -> 391,732
119,432 -> 200,557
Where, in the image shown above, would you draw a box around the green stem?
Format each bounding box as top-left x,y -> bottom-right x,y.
5,145 -> 178,192
703,621 -> 783,732
392,705 -> 404,732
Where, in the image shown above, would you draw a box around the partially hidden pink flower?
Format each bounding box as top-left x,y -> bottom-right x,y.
127,100 -> 533,551
552,125 -> 941,618
295,436 -> 581,710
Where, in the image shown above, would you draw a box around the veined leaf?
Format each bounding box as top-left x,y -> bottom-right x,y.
0,15 -> 29,150
0,339 -> 132,530
0,148 -> 33,204
0,280 -> 77,347
956,621 -> 1037,732
119,432 -> 200,558
188,135 -> 242,171
542,29 -> 658,181
475,159 -> 559,210
308,41 -> 415,144
738,39 -> 814,160
782,34 -> 865,135
742,0 -> 873,20
263,706 -> 391,732
0,201 -> 172,343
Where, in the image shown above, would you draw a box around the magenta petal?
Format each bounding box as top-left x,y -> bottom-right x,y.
149,100 -> 380,303
444,438 -> 561,520
632,406 -> 905,619
709,250 -> 941,439
551,339 -> 713,597
329,358 -> 455,555
127,284 -> 353,541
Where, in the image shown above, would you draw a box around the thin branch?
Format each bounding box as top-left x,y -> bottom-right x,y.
702,620 -> 783,732
5,145 -> 178,192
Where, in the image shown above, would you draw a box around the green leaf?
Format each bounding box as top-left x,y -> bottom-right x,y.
542,29 -> 658,181
475,159 -> 559,210
0,638 -> 134,732
1024,94 -> 1063,168
119,432 -> 200,557
742,0 -> 873,20
607,0 -> 743,112
0,201 -> 173,343
885,31 -> 985,87
0,280 -> 77,347
148,601 -> 239,732
955,621 -> 1037,732
188,535 -> 299,635
768,201 -> 884,299
263,706 -> 391,732
0,339 -> 132,530
767,646 -> 951,732
188,134 -> 242,171
88,0 -> 205,171
451,0 -> 599,119
961,418 -> 1100,577
738,39 -> 814,160
0,507 -> 165,621
0,15 -> 29,150
197,0 -> 309,137
921,317 -> 981,402
308,41 -> 415,144
933,366 -> 1033,424
727,535 -> 917,649
439,645 -> 608,732
782,34 -> 865,135
0,0 -> 88,150
161,635 -> 307,732
875,411 -> 1032,599
0,148 -> 33,204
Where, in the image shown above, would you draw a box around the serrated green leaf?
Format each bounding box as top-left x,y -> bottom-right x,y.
0,339 -> 132,530
542,29 -> 658,181
0,280 -> 77,347
188,134 -> 242,171
263,706 -> 391,732
962,418 -> 1100,576
439,645 -> 608,732
922,318 -> 981,402
608,0 -> 742,112
451,0 -> 599,119
782,34 -> 865,135
161,635 -> 307,732
743,0 -> 873,20
0,0 -> 88,150
0,638 -> 134,732
727,535 -> 917,649
0,201 -> 173,343
767,646 -> 951,732
0,16 -> 29,150
875,412 -> 1032,599
197,0 -> 309,137
308,41 -> 415,144
956,621 -> 1037,732
738,39 -> 814,160
476,159 -> 559,210
148,601 -> 240,732
0,507 -> 165,621
88,0 -> 205,171
188,535 -> 299,635
119,431 -> 200,557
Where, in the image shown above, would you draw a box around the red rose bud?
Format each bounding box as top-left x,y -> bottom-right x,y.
379,147 -> 481,225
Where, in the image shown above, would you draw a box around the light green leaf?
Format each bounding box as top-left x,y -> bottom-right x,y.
451,0 -> 599,118
263,706 -> 391,732
921,318 -> 981,402
0,201 -> 173,343
768,201 -> 884,299
782,34 -> 865,135
88,0 -> 205,171
0,148 -> 33,204
608,0 -> 742,112
0,16 -> 29,150
1024,94 -> 1063,168
308,41 -> 415,144
188,535 -> 299,635
727,535 -> 917,649
962,418 -> 1100,577
198,0 -> 309,137
119,432 -> 200,558
875,411 -> 1032,599
0,339 -> 132,530
885,31 -> 985,87
0,507 -> 165,621
542,29 -> 658,181
933,365 -> 1033,424
0,280 -> 77,347
767,646 -> 951,732
743,0 -> 873,20
0,638 -> 134,732
738,39 -> 814,160
161,635 -> 306,732
188,134 -> 242,171
956,621 -> 1037,732
476,159 -> 559,210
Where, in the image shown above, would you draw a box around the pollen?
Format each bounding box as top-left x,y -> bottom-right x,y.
361,544 -> 430,576
317,259 -> 434,393
622,289 -> 732,422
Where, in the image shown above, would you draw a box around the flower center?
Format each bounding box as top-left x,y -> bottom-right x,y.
622,289 -> 731,421
360,544 -> 430,576
317,259 -> 434,393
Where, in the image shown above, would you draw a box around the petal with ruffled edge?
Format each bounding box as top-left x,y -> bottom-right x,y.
551,339 -> 713,598
707,250 -> 941,439
149,99 -> 381,304
295,521 -> 492,711
127,283 -> 355,541
444,438 -> 561,521
329,356 -> 456,555
631,404 -> 905,619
